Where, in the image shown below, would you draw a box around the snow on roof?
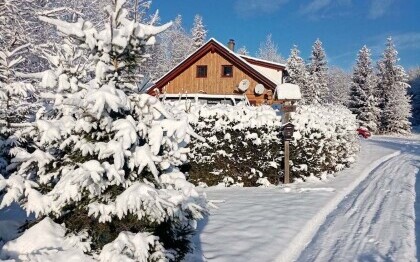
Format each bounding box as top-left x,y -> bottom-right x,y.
151,38 -> 286,90
208,38 -> 286,75
238,54 -> 286,68
248,64 -> 283,85
208,39 -> 286,86
275,83 -> 302,100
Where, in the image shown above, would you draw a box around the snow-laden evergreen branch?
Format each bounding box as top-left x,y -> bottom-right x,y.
0,1 -> 207,260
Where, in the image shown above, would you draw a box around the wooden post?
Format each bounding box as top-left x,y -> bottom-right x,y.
284,140 -> 290,184
283,101 -> 291,184
275,83 -> 301,185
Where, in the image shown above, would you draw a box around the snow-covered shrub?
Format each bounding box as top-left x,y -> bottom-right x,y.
165,102 -> 283,186
0,1 -> 207,261
165,102 -> 359,186
290,105 -> 359,179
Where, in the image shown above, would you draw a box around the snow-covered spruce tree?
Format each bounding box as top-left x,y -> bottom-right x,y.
0,1 -> 207,260
349,46 -> 380,132
151,15 -> 194,79
191,14 -> 207,49
376,37 -> 411,134
256,34 -> 285,63
408,67 -> 420,126
286,45 -> 312,104
171,15 -> 195,62
0,43 -> 34,176
135,8 -> 166,82
0,0 -> 111,74
126,0 -> 153,22
327,67 -> 351,106
304,74 -> 318,105
308,39 -> 329,104
237,46 -> 249,56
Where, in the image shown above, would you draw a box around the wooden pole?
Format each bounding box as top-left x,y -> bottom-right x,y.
283,101 -> 291,184
284,140 -> 290,184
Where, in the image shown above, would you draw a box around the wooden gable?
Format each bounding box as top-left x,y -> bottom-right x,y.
164,51 -> 274,103
149,39 -> 280,105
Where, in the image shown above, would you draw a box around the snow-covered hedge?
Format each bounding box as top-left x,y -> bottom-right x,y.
290,105 -> 360,179
165,102 -> 359,186
168,102 -> 283,187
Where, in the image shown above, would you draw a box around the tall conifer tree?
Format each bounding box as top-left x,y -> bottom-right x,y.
377,37 -> 411,134
191,14 -> 207,49
256,34 -> 285,63
286,45 -> 311,104
308,39 -> 329,104
349,46 -> 380,132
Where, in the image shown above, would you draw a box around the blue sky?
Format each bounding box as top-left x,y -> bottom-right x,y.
152,0 -> 420,71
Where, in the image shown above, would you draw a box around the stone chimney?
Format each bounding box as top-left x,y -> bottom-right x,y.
227,39 -> 235,51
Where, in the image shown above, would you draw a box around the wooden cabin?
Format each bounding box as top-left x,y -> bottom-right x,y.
148,38 -> 288,105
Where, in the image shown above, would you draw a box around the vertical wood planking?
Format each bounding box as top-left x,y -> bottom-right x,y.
162,51 -> 273,105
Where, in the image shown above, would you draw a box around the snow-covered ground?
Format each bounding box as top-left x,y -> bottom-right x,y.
187,136 -> 420,261
298,143 -> 418,261
0,202 -> 30,247
2,136 -> 419,261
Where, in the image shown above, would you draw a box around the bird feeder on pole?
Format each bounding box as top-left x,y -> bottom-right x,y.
273,83 -> 301,184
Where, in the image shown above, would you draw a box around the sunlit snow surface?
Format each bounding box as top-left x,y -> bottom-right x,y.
187,136 -> 420,262
2,136 -> 420,261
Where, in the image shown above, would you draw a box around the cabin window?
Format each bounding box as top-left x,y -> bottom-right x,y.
196,65 -> 207,78
222,65 -> 233,77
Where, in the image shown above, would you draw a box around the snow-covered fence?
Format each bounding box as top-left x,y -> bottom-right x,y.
166,102 -> 359,186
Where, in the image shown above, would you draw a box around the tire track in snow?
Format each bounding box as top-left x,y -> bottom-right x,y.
297,152 -> 420,262
275,150 -> 401,262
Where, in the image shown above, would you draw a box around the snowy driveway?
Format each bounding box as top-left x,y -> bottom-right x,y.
298,138 -> 420,261
187,136 -> 420,262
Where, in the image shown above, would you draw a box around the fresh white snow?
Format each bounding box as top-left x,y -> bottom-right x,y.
298,142 -> 418,261
275,83 -> 302,100
186,136 -> 420,261
1,217 -> 93,262
2,136 -> 419,261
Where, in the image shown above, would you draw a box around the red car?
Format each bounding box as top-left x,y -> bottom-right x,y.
357,127 -> 371,139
